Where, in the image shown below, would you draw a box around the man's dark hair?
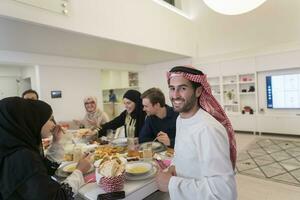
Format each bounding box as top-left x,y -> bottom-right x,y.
22,89 -> 39,99
169,66 -> 203,90
141,88 -> 165,107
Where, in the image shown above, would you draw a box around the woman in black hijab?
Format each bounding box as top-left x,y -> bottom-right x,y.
0,97 -> 91,200
98,89 -> 146,138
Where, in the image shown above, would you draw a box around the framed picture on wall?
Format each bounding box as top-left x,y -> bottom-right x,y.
51,90 -> 62,98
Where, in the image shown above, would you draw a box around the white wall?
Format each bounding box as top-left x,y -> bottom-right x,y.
139,58 -> 192,104
0,50 -> 142,70
0,0 -> 195,56
21,66 -> 38,91
196,50 -> 300,112
0,66 -> 21,99
0,65 -> 21,76
0,50 -> 144,120
0,77 -> 19,99
38,66 -> 102,121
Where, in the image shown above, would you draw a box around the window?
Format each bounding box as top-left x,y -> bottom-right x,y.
163,0 -> 175,6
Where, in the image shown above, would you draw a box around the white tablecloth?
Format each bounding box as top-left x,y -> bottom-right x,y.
78,178 -> 158,200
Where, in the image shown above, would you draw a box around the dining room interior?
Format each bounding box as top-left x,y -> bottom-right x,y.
1,0 -> 300,199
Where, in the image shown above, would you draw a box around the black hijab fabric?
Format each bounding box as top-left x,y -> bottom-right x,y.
123,90 -> 146,136
0,97 -> 52,199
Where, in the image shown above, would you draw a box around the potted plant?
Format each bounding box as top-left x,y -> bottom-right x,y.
226,90 -> 234,103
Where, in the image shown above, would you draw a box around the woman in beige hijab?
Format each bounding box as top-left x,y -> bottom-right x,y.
75,96 -> 109,129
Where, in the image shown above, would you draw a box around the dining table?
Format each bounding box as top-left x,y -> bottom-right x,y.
57,129 -> 171,200
77,177 -> 158,200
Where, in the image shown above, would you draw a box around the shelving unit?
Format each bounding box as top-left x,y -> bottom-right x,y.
238,73 -> 257,114
208,73 -> 257,115
128,72 -> 139,87
208,76 -> 221,104
207,73 -> 257,133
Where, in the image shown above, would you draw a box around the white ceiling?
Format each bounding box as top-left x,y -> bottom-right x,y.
191,0 -> 300,57
1,0 -> 300,65
0,17 -> 189,65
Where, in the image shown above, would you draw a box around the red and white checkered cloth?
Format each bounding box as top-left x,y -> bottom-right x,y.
99,172 -> 125,192
167,67 -> 237,169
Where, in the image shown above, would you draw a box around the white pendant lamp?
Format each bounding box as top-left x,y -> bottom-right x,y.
203,0 -> 267,15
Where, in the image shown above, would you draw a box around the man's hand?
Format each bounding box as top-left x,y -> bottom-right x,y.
155,169 -> 172,192
157,131 -> 171,146
168,165 -> 177,176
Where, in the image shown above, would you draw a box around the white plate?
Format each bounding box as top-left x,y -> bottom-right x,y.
111,138 -> 128,146
56,162 -> 94,177
125,166 -> 157,181
126,161 -> 152,176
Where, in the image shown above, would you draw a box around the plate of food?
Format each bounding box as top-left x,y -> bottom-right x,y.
125,165 -> 157,180
139,142 -> 166,153
125,161 -> 153,176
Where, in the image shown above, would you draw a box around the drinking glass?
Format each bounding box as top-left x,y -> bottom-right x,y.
73,145 -> 82,162
127,137 -> 139,157
143,143 -> 153,161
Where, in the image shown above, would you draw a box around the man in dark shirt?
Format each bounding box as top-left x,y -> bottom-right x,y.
139,88 -> 178,148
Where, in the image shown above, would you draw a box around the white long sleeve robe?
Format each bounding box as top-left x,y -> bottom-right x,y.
168,109 -> 237,200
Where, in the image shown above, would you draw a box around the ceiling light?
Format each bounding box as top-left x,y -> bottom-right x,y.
203,0 -> 267,15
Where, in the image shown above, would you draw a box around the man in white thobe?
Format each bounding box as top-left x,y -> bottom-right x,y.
155,66 -> 237,200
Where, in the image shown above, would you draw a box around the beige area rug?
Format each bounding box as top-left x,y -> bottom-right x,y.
236,138 -> 300,186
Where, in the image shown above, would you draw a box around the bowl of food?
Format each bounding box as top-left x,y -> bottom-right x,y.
62,162 -> 94,174
62,162 -> 77,173
126,161 -> 152,176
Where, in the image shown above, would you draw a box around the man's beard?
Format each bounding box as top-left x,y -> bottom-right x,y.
171,93 -> 198,113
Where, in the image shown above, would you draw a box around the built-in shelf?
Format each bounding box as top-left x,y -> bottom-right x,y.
208,73 -> 257,115
223,82 -> 237,85
224,104 -> 239,106
239,81 -> 255,84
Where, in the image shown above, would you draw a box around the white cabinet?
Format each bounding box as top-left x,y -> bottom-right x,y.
101,70 -> 138,90
228,114 -> 256,133
256,115 -> 300,135
101,70 -> 140,118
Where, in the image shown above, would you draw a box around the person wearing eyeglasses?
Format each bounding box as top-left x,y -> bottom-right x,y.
74,96 -> 109,129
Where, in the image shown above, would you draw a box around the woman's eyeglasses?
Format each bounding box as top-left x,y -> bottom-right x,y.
85,101 -> 95,105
